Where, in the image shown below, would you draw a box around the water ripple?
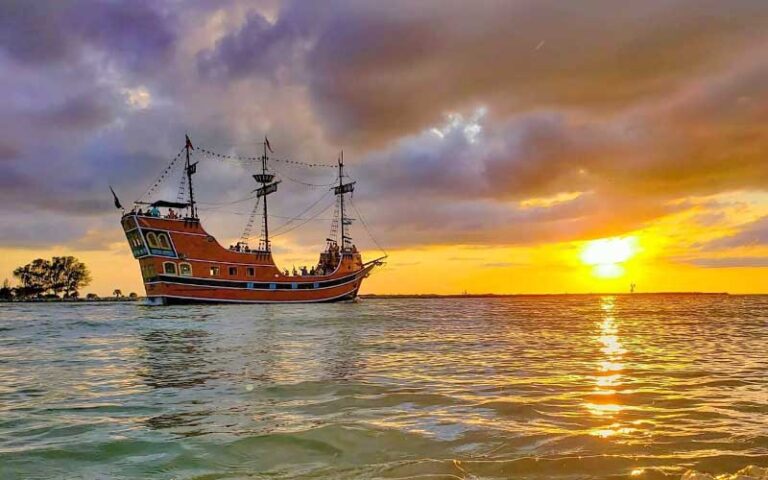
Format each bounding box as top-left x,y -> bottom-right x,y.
0,295 -> 766,479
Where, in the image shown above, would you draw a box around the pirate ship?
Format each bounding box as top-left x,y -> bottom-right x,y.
118,136 -> 385,305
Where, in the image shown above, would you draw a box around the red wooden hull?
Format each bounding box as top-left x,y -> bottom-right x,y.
120,214 -> 378,304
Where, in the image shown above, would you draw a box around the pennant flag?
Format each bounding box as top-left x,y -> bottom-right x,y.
185,134 -> 194,150
265,136 -> 273,153
109,186 -> 123,210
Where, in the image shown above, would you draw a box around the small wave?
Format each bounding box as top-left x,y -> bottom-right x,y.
683,465 -> 768,480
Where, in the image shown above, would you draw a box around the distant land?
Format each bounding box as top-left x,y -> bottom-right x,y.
360,292 -> 732,299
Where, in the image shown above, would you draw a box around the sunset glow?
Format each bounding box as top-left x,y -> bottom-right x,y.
581,237 -> 637,267
0,2 -> 765,295
580,237 -> 638,278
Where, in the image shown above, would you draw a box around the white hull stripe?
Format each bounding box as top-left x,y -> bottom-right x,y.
144,270 -> 365,292
146,289 -> 357,304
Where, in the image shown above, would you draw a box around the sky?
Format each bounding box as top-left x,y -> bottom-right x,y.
0,0 -> 767,295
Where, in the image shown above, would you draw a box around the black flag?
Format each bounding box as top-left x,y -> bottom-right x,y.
265,136 -> 273,153
185,134 -> 194,150
109,186 -> 123,210
187,161 -> 198,175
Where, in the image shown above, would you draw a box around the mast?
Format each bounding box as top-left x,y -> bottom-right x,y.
339,153 -> 346,247
261,141 -> 269,251
334,151 -> 355,250
185,134 -> 197,218
253,137 -> 279,252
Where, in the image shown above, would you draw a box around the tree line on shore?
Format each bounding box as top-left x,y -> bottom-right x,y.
0,256 -> 138,301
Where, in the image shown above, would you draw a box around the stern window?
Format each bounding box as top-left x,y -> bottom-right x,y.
246,267 -> 255,277
179,263 -> 192,276
163,262 -> 177,275
210,266 -> 220,276
146,232 -> 159,249
157,233 -> 171,250
229,266 -> 238,276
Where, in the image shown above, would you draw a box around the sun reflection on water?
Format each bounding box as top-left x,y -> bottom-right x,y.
586,297 -> 633,437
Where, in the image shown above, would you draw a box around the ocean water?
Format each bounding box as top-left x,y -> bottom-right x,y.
0,295 -> 766,480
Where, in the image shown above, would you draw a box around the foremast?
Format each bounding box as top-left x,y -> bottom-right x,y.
184,135 -> 198,219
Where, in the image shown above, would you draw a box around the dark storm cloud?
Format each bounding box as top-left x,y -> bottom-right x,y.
34,92 -> 116,130
0,0 -> 176,71
0,1 -> 74,64
302,0 -> 768,146
199,0 -> 768,222
0,142 -> 19,161
196,4 -> 319,81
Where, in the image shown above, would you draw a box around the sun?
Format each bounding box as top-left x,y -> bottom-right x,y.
580,237 -> 638,278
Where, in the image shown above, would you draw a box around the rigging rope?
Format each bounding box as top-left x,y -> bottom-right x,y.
350,198 -> 388,257
135,146 -> 186,203
328,197 -> 340,243
271,190 -> 334,236
176,169 -> 187,203
197,194 -> 257,207
240,197 -> 261,243
270,165 -> 337,188
195,207 -> 334,221
272,201 -> 336,238
197,146 -> 337,169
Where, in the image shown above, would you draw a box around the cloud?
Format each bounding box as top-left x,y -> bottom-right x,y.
0,142 -> 19,161
704,216 -> 768,249
196,5 -> 318,81
187,0 -> 768,251
685,257 -> 768,268
301,0 -> 768,146
483,262 -> 526,268
34,92 -> 116,130
0,0 -> 767,256
71,227 -> 127,251
0,0 -> 176,72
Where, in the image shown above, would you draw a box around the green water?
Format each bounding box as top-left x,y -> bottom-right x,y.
1,296 -> 766,479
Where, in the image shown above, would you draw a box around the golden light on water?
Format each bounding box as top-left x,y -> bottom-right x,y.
587,297 -> 633,438
580,237 -> 639,278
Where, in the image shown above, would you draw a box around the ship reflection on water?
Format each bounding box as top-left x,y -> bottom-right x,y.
137,329 -> 219,389
135,306 -> 365,436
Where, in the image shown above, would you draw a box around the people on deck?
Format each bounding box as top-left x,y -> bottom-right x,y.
149,206 -> 160,217
167,209 -> 178,219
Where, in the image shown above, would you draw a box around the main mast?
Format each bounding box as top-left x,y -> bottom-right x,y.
334,151 -> 355,250
254,137 -> 279,253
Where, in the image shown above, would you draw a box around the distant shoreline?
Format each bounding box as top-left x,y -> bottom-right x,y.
4,292 -> 760,304
0,298 -> 142,303
360,292 -> 734,299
